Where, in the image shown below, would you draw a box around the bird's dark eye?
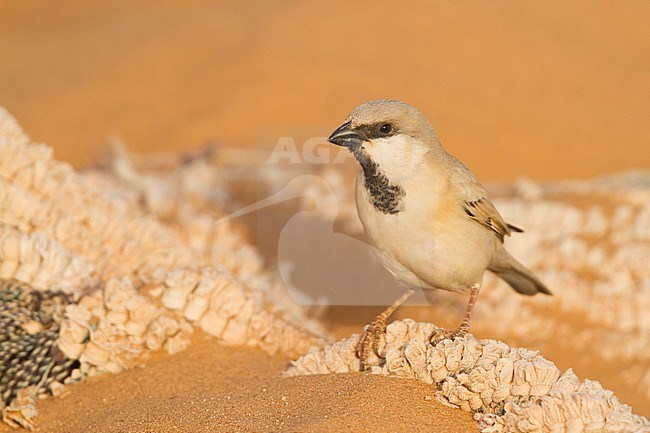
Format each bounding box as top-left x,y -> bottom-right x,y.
379,124 -> 392,134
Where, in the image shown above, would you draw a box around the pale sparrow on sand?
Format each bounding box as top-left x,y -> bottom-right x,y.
328,100 -> 551,371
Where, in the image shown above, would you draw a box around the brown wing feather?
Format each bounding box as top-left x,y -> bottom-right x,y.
464,198 -> 519,242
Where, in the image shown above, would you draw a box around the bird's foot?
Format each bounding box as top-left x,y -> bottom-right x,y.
429,320 -> 471,346
356,316 -> 387,371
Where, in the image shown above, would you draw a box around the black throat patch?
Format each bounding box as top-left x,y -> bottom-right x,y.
354,149 -> 405,215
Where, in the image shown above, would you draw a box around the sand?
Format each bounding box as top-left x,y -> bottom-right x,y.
1,334 -> 477,433
1,1 -> 649,431
1,1 -> 649,181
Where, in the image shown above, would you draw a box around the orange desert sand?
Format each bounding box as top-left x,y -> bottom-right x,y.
21,334 -> 478,433
0,1 -> 649,432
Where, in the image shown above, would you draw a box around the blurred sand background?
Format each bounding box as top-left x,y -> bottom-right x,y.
1,1 -> 649,432
1,0 -> 649,181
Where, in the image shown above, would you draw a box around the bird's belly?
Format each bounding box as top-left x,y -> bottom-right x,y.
357,188 -> 495,293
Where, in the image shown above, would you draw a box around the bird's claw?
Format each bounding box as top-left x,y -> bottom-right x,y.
356,317 -> 387,371
429,326 -> 469,346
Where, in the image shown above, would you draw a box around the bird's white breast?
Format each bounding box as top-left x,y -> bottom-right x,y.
355,165 -> 496,293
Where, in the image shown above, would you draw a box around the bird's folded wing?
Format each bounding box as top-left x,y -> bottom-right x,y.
463,198 -> 522,242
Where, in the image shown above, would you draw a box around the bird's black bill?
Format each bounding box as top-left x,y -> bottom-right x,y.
327,121 -> 363,149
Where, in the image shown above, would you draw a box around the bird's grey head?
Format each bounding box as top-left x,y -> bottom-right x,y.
328,100 -> 440,214
328,100 -> 440,183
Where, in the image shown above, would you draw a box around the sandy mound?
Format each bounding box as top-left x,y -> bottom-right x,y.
22,333 -> 478,433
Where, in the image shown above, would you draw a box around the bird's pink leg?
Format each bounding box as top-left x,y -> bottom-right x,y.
431,284 -> 480,343
456,284 -> 479,335
357,289 -> 416,371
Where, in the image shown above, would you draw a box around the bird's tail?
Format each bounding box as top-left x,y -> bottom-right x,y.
488,249 -> 552,296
